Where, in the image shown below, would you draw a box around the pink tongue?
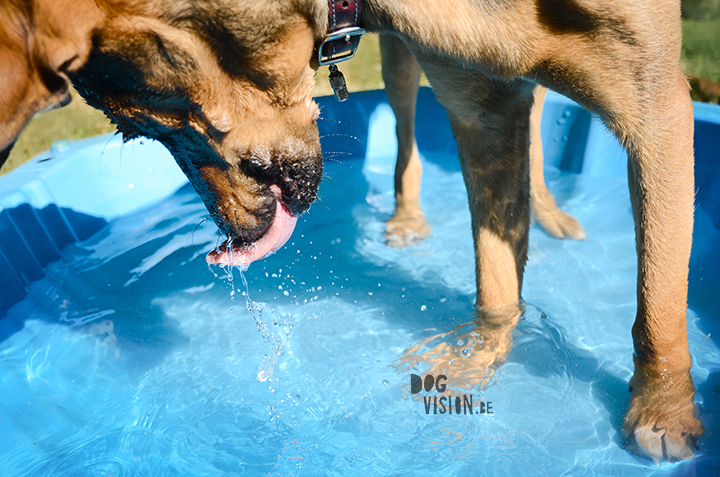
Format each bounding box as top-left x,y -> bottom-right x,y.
206,185 -> 298,268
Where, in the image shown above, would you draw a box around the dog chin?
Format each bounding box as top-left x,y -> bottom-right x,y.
206,185 -> 298,269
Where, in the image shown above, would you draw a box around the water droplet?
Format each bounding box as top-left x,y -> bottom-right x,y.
382,380 -> 389,386
257,369 -> 270,382
461,348 -> 473,358
456,338 -> 465,346
421,305 -> 427,311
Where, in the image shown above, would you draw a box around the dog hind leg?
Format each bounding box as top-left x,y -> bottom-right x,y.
379,34 -> 431,247
380,36 -> 584,245
529,85 -> 585,240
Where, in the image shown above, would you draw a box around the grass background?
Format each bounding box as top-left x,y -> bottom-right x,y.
4,17 -> 720,174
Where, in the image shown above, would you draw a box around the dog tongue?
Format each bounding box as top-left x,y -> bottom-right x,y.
206,185 -> 298,268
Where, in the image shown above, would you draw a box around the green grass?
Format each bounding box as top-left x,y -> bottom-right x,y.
314,33 -> 385,97
4,23 -> 720,175
3,90 -> 116,174
682,17 -> 720,85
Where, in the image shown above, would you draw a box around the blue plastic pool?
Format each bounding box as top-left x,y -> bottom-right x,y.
1,89 -> 719,476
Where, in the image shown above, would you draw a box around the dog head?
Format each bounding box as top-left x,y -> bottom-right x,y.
0,0 -> 329,267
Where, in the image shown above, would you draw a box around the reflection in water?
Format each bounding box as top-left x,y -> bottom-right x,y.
396,304 -> 522,392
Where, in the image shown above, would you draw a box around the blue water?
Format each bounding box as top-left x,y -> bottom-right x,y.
1,140 -> 719,475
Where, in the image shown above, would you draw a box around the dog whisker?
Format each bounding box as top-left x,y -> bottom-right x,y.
320,171 -> 349,188
322,155 -> 356,169
188,214 -> 214,255
316,116 -> 363,131
318,132 -> 364,144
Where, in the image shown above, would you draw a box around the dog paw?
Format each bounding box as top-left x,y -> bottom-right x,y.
531,190 -> 585,240
622,363 -> 704,463
385,213 -> 431,248
396,306 -> 521,392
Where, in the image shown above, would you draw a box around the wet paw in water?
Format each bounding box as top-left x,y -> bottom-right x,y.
622,360 -> 704,463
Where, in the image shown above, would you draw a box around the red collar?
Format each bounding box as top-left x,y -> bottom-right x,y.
318,0 -> 365,66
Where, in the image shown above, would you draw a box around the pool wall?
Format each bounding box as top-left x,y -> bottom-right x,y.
1,89 -> 719,318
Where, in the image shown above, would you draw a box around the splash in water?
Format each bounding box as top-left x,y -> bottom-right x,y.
210,259 -> 294,384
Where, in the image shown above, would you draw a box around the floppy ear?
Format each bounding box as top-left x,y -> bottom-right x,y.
0,0 -> 102,170
0,5 -> 39,168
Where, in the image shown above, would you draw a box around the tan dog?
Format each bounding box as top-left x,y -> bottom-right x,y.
379,34 -> 585,245
0,0 -> 702,462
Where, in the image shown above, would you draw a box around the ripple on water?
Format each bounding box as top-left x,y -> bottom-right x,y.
1,158 -> 717,476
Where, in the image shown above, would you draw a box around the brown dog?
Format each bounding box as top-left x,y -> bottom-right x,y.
0,0 -> 702,462
379,34 -> 586,245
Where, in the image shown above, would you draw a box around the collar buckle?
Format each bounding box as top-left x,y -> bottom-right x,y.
318,26 -> 366,66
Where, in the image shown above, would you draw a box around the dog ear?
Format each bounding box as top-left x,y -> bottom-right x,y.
0,0 -> 101,170
0,5 -> 38,169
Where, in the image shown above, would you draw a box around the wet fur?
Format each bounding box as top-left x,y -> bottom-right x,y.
0,0 -> 703,462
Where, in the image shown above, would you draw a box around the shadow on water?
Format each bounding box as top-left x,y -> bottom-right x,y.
0,184 -> 214,372
0,203 -> 107,318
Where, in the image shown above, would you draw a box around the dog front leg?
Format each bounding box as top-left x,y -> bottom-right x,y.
379,34 -> 430,247
617,74 -> 704,462
418,58 -> 534,309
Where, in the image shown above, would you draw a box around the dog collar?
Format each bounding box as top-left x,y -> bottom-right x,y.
319,0 -> 365,101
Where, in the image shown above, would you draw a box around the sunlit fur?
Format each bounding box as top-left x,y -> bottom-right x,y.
0,0 -> 702,462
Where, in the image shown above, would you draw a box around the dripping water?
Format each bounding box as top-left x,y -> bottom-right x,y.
209,253 -> 294,384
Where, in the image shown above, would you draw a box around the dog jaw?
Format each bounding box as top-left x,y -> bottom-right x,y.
151,97 -> 323,268
163,132 -> 323,258
182,21 -> 324,267
206,185 -> 298,268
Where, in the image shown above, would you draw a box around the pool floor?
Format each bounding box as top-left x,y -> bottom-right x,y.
1,144 -> 719,475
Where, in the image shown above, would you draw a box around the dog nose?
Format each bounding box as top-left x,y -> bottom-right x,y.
238,151 -> 324,217
191,149 -> 323,248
